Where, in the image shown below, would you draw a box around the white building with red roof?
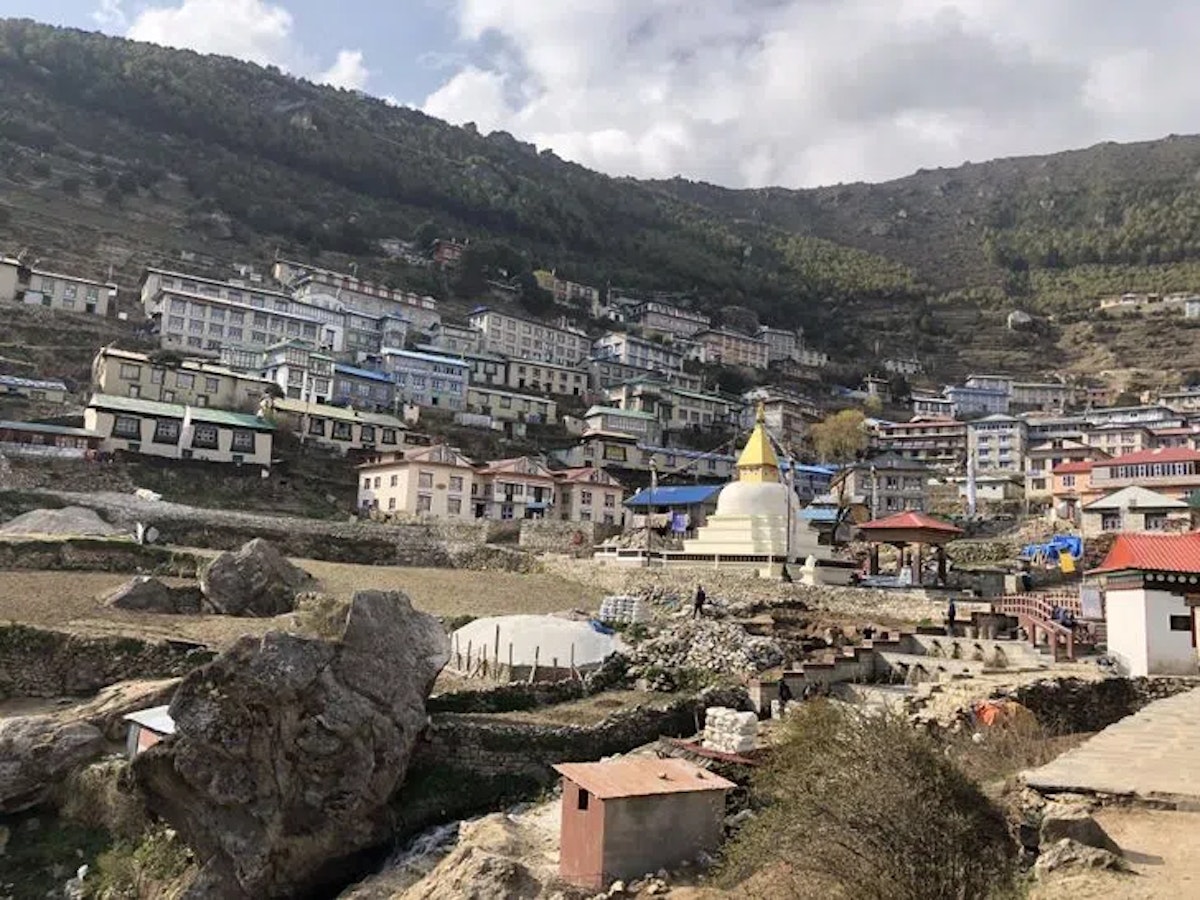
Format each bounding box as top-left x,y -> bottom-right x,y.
553,467 -> 624,525
1090,532 -> 1200,676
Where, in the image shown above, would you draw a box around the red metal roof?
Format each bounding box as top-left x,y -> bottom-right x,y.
856,511 -> 963,534
1093,447 -> 1200,468
1052,460 -> 1094,475
553,757 -> 736,800
1090,533 -> 1200,576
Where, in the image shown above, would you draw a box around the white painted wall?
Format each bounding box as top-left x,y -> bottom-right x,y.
1106,588 -> 1150,677
1144,589 -> 1198,676
1106,587 -> 1198,676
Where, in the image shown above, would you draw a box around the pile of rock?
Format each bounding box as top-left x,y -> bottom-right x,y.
701,707 -> 759,755
630,619 -> 784,680
103,576 -> 202,615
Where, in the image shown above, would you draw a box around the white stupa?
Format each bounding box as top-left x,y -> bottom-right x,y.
680,404 -> 842,581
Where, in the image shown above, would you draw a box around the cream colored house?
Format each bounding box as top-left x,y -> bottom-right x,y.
1,257 -> 115,316
468,307 -> 591,366
93,347 -> 274,411
466,386 -> 558,424
271,397 -> 415,455
473,456 -> 558,520
694,329 -> 769,369
84,394 -> 273,467
1081,486 -> 1194,538
554,468 -> 624,524
504,358 -> 588,397
357,445 -> 476,517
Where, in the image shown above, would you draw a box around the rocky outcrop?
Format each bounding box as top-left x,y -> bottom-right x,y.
199,538 -> 312,617
103,576 -> 203,615
1040,801 -> 1122,855
0,717 -> 105,813
134,590 -> 450,899
1034,838 -> 1127,877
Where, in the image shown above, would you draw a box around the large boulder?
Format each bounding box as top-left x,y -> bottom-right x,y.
199,538 -> 312,617
0,717 -> 105,813
134,590 -> 450,899
103,576 -> 202,615
1034,838 -> 1127,878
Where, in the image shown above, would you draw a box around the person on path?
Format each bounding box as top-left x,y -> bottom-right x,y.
692,584 -> 707,619
777,677 -> 793,714
946,599 -> 957,636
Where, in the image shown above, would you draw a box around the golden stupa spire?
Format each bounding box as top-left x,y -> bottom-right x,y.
736,402 -> 780,483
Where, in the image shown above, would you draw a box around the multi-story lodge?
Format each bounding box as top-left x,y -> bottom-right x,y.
554,468 -> 625,525
1010,381 -> 1072,413
756,326 -> 799,363
967,415 -> 1026,475
85,394 -> 274,468
584,356 -> 701,392
1024,439 -> 1110,506
378,348 -> 470,411
332,364 -> 396,412
604,379 -> 739,433
741,387 -> 819,454
357,445 -> 476,518
1,257 -> 116,316
872,417 -> 967,470
831,454 -> 930,516
465,386 -> 558,424
92,347 -> 273,411
271,397 -> 417,456
504,358 -> 588,397
694,328 -> 769,369
427,321 -> 483,354
473,456 -> 559,520
272,258 -> 441,333
911,391 -> 956,418
533,270 -> 602,313
627,301 -> 711,339
592,332 -> 685,373
468,307 -> 592,366
256,340 -> 336,403
1089,447 -> 1200,503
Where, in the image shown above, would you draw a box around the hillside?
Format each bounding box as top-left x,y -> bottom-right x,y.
1,19 -> 1200,382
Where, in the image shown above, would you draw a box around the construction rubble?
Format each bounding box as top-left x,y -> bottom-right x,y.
628,619 -> 784,686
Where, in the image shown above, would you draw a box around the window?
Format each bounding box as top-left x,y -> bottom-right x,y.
362,477 -> 371,490
162,391 -> 175,403
581,490 -> 593,506
308,419 -> 326,436
501,504 -> 514,520
417,494 -> 432,512
449,476 -> 463,492
192,424 -> 219,449
332,421 -> 353,441
127,385 -> 141,398
153,419 -> 181,444
119,364 -> 141,381
1144,513 -> 1168,531
209,307 -> 225,322
1101,512 -> 1122,532
381,429 -> 397,445
418,471 -> 434,489
231,430 -> 255,453
1062,475 -> 1076,488
448,497 -> 462,515
176,373 -> 195,389
205,377 -> 220,393
373,477 -> 381,489
387,497 -> 396,511
1170,615 -> 1192,632
604,494 -> 615,507
389,474 -> 399,487
113,415 -> 141,439
577,788 -> 589,811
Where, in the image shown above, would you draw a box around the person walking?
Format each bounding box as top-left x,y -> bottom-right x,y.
945,598 -> 957,636
692,584 -> 707,619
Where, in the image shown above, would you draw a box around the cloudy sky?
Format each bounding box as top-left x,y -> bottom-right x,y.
12,1 -> 1200,188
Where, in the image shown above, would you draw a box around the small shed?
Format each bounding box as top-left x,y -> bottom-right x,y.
555,757 -> 735,889
122,705 -> 175,759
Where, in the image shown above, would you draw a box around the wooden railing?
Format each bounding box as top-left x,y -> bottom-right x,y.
992,592 -> 1100,661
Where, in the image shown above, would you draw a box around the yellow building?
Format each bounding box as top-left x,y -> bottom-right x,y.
93,347 -> 274,411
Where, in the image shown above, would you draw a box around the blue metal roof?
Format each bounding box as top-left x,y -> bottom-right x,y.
625,484 -> 723,507
801,507 -> 841,523
334,364 -> 394,383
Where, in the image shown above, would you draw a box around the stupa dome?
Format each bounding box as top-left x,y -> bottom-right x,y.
714,480 -> 790,517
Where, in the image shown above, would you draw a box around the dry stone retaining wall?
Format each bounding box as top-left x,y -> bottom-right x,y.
518,520 -> 622,555
0,625 -> 214,698
1012,676 -> 1198,734
0,539 -> 202,576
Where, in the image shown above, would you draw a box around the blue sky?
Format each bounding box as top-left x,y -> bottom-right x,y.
11,2 -> 1200,189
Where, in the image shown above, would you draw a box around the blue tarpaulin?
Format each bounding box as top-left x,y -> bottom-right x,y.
624,484 -> 724,507
1020,535 -> 1083,562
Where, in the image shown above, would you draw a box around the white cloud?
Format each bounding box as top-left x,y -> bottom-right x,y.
422,0 -> 1200,188
318,49 -> 370,90
92,0 -> 127,29
123,0 -> 371,90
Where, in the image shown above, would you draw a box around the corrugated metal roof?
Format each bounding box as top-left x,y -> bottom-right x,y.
122,705 -> 175,735
625,484 -> 723,507
0,375 -> 68,391
554,757 -> 735,799
1052,461 -> 1094,474
0,420 -> 98,438
88,394 -> 274,431
1091,533 -> 1200,576
1094,447 -> 1200,467
801,506 -> 841,523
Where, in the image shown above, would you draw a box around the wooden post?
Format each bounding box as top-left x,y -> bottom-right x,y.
493,624 -> 501,668
528,645 -> 540,684
466,640 -> 473,674
508,642 -> 514,678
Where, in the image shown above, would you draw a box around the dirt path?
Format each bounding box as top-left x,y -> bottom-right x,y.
1032,808 -> 1200,899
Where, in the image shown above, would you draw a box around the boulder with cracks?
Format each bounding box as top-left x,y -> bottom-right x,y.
134,590 -> 450,899
0,717 -> 105,813
199,537 -> 312,616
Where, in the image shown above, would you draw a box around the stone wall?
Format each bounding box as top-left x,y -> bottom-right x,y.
0,539 -> 202,576
0,625 -> 214,698
427,679 -> 585,714
392,687 -> 748,841
1012,676 -> 1198,734
519,521 -> 622,556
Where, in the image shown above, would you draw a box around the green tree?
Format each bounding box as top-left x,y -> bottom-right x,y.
810,409 -> 867,462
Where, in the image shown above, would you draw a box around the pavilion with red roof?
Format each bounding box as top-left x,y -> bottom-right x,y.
856,511 -> 963,587
1088,532 -> 1200,677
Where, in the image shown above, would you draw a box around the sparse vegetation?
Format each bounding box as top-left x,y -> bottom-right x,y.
721,702 -> 1018,900
86,825 -> 193,899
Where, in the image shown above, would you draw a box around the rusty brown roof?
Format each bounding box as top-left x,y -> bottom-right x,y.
553,757 -> 736,800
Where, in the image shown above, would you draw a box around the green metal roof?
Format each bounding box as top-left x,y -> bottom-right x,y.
585,405 -> 659,421
88,394 -> 274,431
